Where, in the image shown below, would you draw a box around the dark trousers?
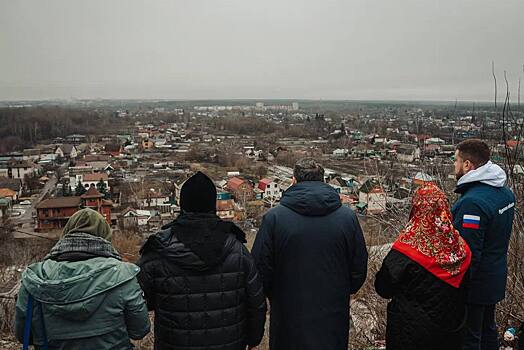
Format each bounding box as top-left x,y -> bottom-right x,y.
462,304 -> 499,350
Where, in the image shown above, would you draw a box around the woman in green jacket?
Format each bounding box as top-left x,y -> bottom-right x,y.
15,208 -> 150,350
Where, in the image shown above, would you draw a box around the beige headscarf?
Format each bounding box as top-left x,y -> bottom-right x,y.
62,208 -> 112,241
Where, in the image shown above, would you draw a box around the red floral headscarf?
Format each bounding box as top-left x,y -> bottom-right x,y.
392,183 -> 471,288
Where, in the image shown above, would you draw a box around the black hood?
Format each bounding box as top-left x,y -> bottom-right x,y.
280,181 -> 342,216
140,213 -> 246,271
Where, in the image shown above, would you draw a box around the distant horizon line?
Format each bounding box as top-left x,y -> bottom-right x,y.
0,97 -> 498,105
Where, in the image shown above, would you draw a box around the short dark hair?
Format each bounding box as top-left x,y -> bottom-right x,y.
456,139 -> 490,167
293,158 -> 324,182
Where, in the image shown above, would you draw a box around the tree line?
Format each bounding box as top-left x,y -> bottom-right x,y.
0,107 -> 114,153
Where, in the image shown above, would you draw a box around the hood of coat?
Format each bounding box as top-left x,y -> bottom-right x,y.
142,226 -> 239,272
280,181 -> 342,216
21,257 -> 139,321
456,161 -> 507,190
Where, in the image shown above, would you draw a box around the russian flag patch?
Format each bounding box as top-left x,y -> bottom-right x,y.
463,214 -> 481,229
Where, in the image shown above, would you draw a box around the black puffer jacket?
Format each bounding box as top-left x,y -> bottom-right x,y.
375,250 -> 469,350
137,215 -> 267,350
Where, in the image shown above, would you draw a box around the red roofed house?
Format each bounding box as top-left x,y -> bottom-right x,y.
227,177 -> 254,202
81,186 -> 112,222
104,143 -> 122,157
257,178 -> 283,201
36,186 -> 112,231
0,188 -> 18,201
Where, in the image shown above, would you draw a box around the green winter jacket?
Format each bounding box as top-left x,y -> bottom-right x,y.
15,257 -> 150,350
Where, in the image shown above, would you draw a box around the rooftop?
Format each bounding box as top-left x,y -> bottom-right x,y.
83,173 -> 109,182
81,186 -> 103,199
36,196 -> 82,209
227,177 -> 247,191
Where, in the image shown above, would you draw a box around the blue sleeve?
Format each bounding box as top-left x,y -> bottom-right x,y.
252,212 -> 276,299
453,198 -> 490,279
348,213 -> 368,294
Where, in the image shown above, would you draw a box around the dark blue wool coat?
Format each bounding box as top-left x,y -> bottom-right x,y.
252,181 -> 368,350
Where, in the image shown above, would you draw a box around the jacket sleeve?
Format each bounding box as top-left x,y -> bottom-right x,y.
241,244 -> 267,347
348,212 -> 368,294
375,250 -> 410,299
453,198 -> 490,280
136,250 -> 157,311
252,212 -> 276,298
122,276 -> 151,340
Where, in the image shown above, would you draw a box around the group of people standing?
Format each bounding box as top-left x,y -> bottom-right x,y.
15,139 -> 518,350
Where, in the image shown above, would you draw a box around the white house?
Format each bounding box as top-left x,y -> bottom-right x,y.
257,178 -> 283,201
396,144 -> 421,163
140,191 -> 171,213
55,144 -> 78,159
333,149 -> 349,158
358,179 -> 387,214
71,173 -> 110,191
0,160 -> 39,182
122,208 -> 153,227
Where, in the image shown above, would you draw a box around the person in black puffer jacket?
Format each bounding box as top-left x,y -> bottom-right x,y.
137,172 -> 267,350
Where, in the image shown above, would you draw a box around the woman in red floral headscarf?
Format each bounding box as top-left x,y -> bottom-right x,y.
375,183 -> 472,350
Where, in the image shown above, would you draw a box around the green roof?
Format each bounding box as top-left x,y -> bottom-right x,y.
356,203 -> 367,210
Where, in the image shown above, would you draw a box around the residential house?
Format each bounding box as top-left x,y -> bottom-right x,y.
257,178 -> 283,201
0,160 -> 39,182
81,186 -> 113,222
121,208 -> 153,227
71,173 -> 110,191
36,197 -> 82,231
104,143 -> 122,157
0,162 -> 13,178
23,149 -> 42,162
216,199 -> 236,220
55,144 -> 78,159
329,177 -> 356,195
226,177 -> 254,203
141,191 -> 171,213
0,188 -> 18,202
82,173 -> 110,190
396,144 -> 421,163
66,134 -> 87,144
333,149 -> 349,158
358,179 -> 387,214
36,188 -> 112,231
0,177 -> 23,198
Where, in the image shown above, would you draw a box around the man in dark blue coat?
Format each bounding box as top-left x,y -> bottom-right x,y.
252,158 -> 368,350
452,139 -> 516,350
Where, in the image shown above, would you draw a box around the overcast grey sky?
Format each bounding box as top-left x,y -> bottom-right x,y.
1,0 -> 523,101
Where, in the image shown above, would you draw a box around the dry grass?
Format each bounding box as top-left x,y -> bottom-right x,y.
111,229 -> 144,263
